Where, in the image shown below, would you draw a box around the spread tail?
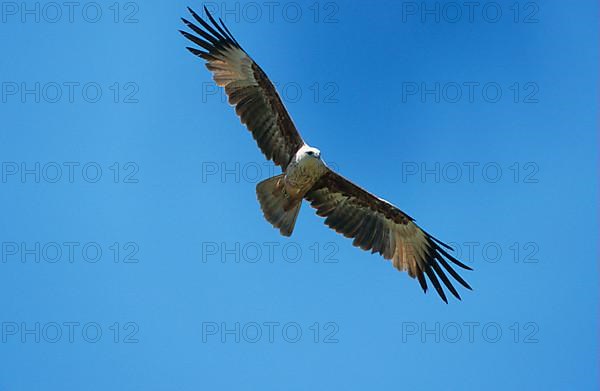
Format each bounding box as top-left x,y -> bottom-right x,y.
256,174 -> 302,237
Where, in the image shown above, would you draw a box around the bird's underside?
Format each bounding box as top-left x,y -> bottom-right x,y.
180,6 -> 473,303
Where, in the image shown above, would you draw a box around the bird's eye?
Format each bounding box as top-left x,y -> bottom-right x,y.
307,151 -> 314,155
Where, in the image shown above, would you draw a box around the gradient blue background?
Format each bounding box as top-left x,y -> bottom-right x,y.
0,1 -> 598,390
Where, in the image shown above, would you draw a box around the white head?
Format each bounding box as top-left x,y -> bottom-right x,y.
298,145 -> 321,160
293,145 -> 325,170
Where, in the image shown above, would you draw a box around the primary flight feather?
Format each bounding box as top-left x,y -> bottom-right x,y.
180,6 -> 473,303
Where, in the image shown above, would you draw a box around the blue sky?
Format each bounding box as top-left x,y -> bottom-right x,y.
0,1 -> 597,390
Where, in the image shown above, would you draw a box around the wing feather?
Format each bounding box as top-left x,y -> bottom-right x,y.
180,7 -> 304,169
305,170 -> 472,303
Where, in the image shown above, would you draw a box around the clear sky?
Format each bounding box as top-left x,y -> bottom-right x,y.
0,1 -> 597,390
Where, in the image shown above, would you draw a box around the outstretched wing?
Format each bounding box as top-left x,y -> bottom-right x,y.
180,7 -> 305,170
305,169 -> 472,303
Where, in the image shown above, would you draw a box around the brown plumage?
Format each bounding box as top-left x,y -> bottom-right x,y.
180,7 -> 303,169
305,170 -> 472,303
180,7 -> 472,303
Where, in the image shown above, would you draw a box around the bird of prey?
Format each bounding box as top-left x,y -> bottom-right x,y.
180,7 -> 472,302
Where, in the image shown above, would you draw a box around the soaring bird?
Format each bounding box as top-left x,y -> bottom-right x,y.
180,7 -> 472,302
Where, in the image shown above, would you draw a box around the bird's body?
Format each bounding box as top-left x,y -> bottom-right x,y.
284,146 -> 327,198
180,7 -> 473,302
255,146 -> 327,237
